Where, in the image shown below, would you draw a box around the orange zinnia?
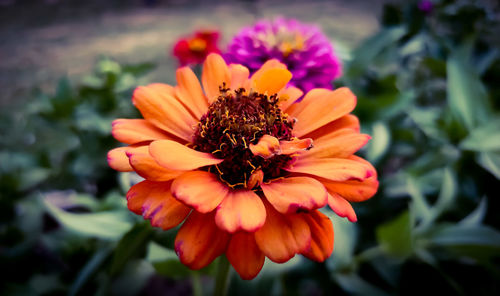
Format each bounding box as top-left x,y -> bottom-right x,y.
107,53 -> 378,280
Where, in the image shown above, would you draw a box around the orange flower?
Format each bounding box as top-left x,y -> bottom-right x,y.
107,53 -> 378,280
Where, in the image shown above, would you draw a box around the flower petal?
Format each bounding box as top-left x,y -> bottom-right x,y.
112,119 -> 176,145
175,211 -> 230,270
279,138 -> 313,155
261,177 -> 328,214
287,87 -> 357,137
175,67 -> 209,119
251,59 -> 287,82
301,129 -> 370,159
227,232 -> 265,280
301,210 -> 334,262
285,157 -> 373,182
249,135 -> 281,159
132,83 -> 197,141
171,171 -> 229,213
202,53 -> 231,103
127,145 -> 182,181
253,68 -> 292,95
278,86 -> 303,111
305,114 -> 360,140
322,156 -> 378,202
108,146 -> 134,172
254,201 -> 311,263
215,190 -> 266,233
229,64 -> 250,90
327,193 -> 357,222
127,180 -> 191,230
149,140 -> 223,171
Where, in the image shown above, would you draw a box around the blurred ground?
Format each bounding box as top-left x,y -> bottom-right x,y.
0,0 -> 388,107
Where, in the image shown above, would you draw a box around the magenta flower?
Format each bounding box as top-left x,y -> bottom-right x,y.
224,18 -> 342,94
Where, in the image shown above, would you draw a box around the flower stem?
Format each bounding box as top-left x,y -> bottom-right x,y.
213,255 -> 231,296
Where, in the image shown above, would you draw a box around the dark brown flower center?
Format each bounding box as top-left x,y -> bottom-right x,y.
192,85 -> 294,188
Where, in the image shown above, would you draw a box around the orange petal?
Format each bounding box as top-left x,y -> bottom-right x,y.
127,180 -> 191,230
287,87 -> 357,137
301,210 -> 334,262
278,86 -> 303,112
175,67 -> 209,119
149,140 -> 223,171
127,145 -> 182,181
323,156 -> 378,202
285,157 -> 373,182
227,232 -> 265,280
175,211 -> 230,270
202,53 -> 231,103
327,193 -> 357,222
108,146 -> 134,172
251,59 -> 287,83
254,201 -> 311,263
301,129 -> 370,159
215,190 -> 266,233
279,138 -> 313,155
253,68 -> 292,95
229,64 -> 250,90
111,119 -> 176,145
249,135 -> 281,159
171,171 -> 229,213
132,83 -> 196,141
304,114 -> 360,140
261,177 -> 328,214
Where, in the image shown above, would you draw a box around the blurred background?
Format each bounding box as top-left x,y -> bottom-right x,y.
1,0 -> 499,295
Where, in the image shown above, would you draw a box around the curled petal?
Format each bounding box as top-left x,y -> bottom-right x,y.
301,210 -> 334,262
108,146 -> 134,172
249,135 -> 281,159
149,140 -> 223,171
227,232 -> 265,280
175,211 -> 230,270
305,114 -> 360,139
112,119 -> 175,145
171,171 -> 229,213
251,59 -> 287,83
279,138 -> 313,155
253,68 -> 292,95
127,145 -> 182,181
132,84 -> 197,141
261,177 -> 328,214
215,190 -> 266,233
254,201 -> 311,263
175,67 -> 209,119
127,180 -> 191,230
288,87 -> 357,137
285,157 -> 373,182
327,193 -> 357,222
202,53 -> 231,103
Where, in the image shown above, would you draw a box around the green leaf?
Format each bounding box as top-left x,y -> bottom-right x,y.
43,196 -> 132,240
376,211 -> 413,258
334,273 -> 390,296
407,107 -> 448,142
460,198 -> 487,226
69,248 -> 112,296
432,168 -> 457,219
447,44 -> 491,131
407,177 -> 432,226
460,118 -> 500,152
429,224 -> 500,248
110,222 -> 153,275
365,121 -> 391,164
146,241 -> 178,262
477,152 -> 500,179
323,209 -> 358,271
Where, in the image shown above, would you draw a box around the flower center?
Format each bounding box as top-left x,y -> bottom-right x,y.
192,85 -> 294,189
188,38 -> 207,52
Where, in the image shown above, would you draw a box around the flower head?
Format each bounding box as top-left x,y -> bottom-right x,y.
225,18 -> 342,93
173,30 -> 221,66
108,54 -> 377,280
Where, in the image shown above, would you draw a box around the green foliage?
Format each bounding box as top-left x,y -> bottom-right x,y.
1,0 -> 500,295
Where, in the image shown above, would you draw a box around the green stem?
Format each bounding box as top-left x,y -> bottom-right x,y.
191,272 -> 202,296
213,255 -> 231,296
